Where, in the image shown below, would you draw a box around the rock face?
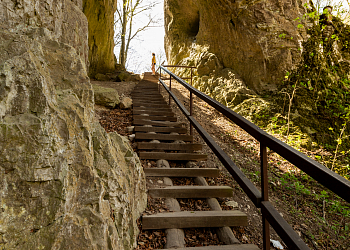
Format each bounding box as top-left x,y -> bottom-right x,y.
0,0 -> 146,249
83,0 -> 118,78
92,84 -> 120,108
165,0 -> 311,94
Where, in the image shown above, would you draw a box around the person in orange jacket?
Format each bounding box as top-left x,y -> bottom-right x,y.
151,53 -> 156,75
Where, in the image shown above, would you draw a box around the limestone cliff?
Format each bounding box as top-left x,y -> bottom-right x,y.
0,0 -> 146,249
83,0 -> 118,77
165,0 -> 350,168
165,0 -> 311,93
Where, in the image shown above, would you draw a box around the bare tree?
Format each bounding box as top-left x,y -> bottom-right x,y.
115,0 -> 161,68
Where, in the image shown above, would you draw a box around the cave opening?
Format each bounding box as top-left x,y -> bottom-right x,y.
187,11 -> 200,38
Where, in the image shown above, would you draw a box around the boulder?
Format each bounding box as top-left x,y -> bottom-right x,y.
92,84 -> 120,108
131,73 -> 142,81
120,97 -> 133,109
116,71 -> 142,82
95,73 -> 111,81
118,71 -> 132,82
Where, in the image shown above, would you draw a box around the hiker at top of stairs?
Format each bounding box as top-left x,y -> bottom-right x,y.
152,53 -> 156,75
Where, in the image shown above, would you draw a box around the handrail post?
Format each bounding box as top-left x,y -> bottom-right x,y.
260,144 -> 270,250
190,68 -> 193,135
169,75 -> 172,105
159,68 -> 161,93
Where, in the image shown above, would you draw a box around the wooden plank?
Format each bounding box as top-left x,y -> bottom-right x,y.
138,142 -> 202,151
132,91 -> 159,93
133,110 -> 175,116
132,95 -> 163,99
133,107 -> 172,112
139,152 -> 207,161
132,89 -> 158,91
132,98 -> 164,101
135,133 -> 192,141
133,120 -> 183,127
134,101 -> 167,105
133,115 -> 177,122
142,210 -> 247,229
156,245 -> 260,250
132,90 -> 160,93
144,168 -> 220,177
133,104 -> 168,108
148,186 -> 233,198
134,126 -> 186,134
132,93 -> 160,97
132,96 -> 164,99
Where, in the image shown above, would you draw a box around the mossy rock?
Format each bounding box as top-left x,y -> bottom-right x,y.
92,84 -> 120,108
118,72 -> 132,82
95,73 -> 110,81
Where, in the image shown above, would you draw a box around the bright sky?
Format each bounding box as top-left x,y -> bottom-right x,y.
114,0 -> 166,74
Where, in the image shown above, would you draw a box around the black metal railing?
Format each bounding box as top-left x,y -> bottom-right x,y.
158,65 -> 350,250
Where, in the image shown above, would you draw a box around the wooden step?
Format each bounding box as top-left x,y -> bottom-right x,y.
133,115 -> 177,122
132,91 -> 160,94
133,107 -> 173,112
132,96 -> 164,99
132,95 -> 163,99
132,97 -> 165,103
148,186 -> 233,198
133,104 -> 168,108
139,152 -> 207,161
132,92 -> 160,94
142,210 -> 247,229
158,245 -> 260,250
134,126 -> 187,134
138,142 -> 202,151
135,133 -> 193,141
133,86 -> 158,88
132,89 -> 158,91
132,93 -> 160,97
144,168 -> 220,177
133,110 -> 175,116
133,120 -> 184,127
134,101 -> 167,105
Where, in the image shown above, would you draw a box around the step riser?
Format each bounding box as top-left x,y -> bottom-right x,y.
144,168 -> 220,177
133,120 -> 183,127
133,104 -> 168,108
138,142 -> 202,151
133,111 -> 175,116
163,245 -> 260,250
139,152 -> 207,161
133,115 -> 177,122
148,187 -> 233,199
135,133 -> 192,141
134,127 -> 186,134
133,108 -> 173,112
142,211 -> 247,230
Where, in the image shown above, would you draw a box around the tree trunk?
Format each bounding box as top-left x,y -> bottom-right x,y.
125,12 -> 133,65
119,0 -> 128,68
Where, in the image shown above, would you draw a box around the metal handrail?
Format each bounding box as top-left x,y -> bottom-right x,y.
158,65 -> 350,250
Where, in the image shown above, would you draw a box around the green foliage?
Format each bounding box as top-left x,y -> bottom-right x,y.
278,9 -> 350,178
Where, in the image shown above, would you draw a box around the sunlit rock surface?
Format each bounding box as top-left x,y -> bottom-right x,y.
83,0 -> 118,77
165,0 -> 311,94
0,0 -> 146,249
